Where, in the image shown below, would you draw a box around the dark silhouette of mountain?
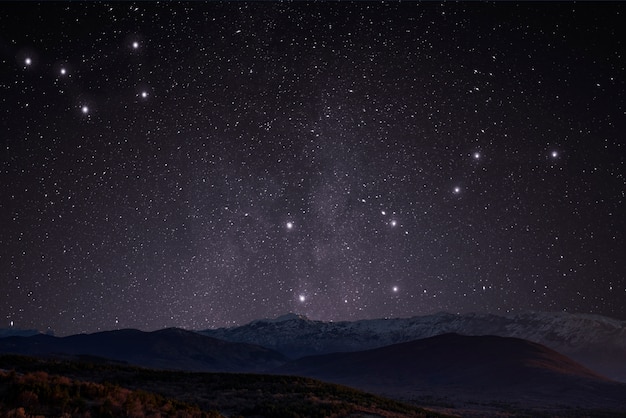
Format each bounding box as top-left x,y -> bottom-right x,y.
277,333 -> 626,412
199,311 -> 626,382
0,327 -> 286,372
0,328 -> 42,338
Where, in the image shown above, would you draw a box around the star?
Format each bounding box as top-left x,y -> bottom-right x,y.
1,2 -> 622,338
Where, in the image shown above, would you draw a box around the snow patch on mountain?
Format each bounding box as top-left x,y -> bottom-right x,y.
251,312 -> 310,324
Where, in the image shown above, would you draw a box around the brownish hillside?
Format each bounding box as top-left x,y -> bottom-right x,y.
0,355 -> 445,418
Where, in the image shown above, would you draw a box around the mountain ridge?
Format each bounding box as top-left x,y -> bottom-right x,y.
0,327 -> 286,372
199,310 -> 626,381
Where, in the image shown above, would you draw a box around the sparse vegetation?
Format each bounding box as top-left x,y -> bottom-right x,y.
0,368 -> 216,417
2,355 -> 623,417
0,355 -> 444,417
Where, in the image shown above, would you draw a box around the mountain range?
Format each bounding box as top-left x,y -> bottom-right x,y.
0,327 -> 286,372
199,310 -> 626,382
1,311 -> 625,415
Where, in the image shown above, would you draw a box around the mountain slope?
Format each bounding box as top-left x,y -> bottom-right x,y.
0,355 -> 449,418
199,311 -> 626,381
277,333 -> 626,411
0,327 -> 286,372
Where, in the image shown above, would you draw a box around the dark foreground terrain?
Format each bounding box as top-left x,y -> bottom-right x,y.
1,354 -> 625,418
2,331 -> 626,417
0,355 -> 445,418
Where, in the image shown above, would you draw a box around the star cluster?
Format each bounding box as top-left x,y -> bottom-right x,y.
1,3 -> 624,335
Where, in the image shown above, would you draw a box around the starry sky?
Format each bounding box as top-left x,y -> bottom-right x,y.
1,2 -> 624,336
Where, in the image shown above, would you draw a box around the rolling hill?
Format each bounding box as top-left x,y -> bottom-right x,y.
277,333 -> 626,412
0,355 -> 447,418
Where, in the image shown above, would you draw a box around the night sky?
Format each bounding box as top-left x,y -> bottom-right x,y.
1,3 -> 624,336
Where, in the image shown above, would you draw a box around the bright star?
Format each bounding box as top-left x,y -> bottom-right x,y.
551,150 -> 558,158
392,286 -> 399,293
453,186 -> 461,194
81,105 -> 89,114
473,152 -> 481,160
298,294 -> 306,302
390,220 -> 397,227
140,91 -> 149,98
60,68 -> 66,75
132,41 -> 139,49
286,222 -> 293,230
24,57 -> 32,66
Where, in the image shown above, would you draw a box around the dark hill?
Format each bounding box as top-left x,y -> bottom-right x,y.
0,327 -> 286,372
277,333 -> 626,411
0,355 -> 449,418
